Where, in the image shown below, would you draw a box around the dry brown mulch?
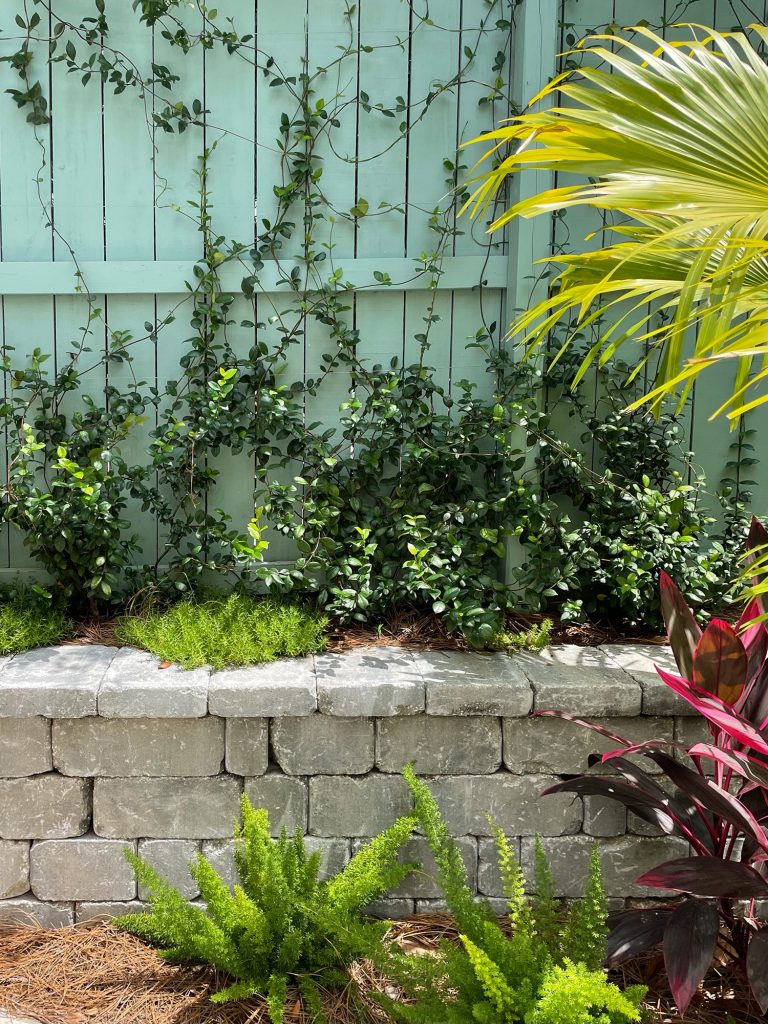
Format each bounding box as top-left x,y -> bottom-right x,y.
0,917 -> 762,1024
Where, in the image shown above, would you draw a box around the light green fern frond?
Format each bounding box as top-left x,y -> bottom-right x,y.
460,934 -> 517,1017
327,813 -> 416,914
490,820 -> 534,942
527,959 -> 645,1024
561,847 -> 608,971
532,836 -> 560,958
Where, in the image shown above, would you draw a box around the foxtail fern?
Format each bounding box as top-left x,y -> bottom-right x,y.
118,794 -> 417,1022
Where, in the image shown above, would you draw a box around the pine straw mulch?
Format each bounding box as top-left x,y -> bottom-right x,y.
0,916 -> 763,1024
65,608 -> 668,655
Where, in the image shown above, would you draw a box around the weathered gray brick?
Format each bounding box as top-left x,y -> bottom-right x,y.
365,897 -> 414,919
675,716 -> 709,749
477,836 -> 521,897
98,648 -> 209,718
0,841 -> 29,898
76,901 -> 150,923
377,716 -> 501,775
138,840 -> 200,898
0,717 -> 51,777
601,644 -> 696,716
0,896 -> 73,927
353,836 -> 476,898
414,651 -> 533,717
0,646 -> 116,718
272,717 -> 374,775
244,774 -> 307,835
53,717 -> 224,777
502,716 -> 673,775
94,776 -> 241,839
583,794 -> 627,838
426,774 -> 582,837
518,646 -> 642,716
0,775 -> 90,839
202,836 -> 350,889
309,774 -> 412,837
225,719 -> 268,776
30,836 -> 136,901
316,649 -> 424,717
521,835 -> 690,898
209,658 -> 316,717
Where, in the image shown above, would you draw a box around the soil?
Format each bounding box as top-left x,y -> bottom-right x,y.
0,918 -> 761,1024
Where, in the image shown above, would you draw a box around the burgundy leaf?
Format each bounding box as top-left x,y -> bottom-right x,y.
692,620 -> 747,707
637,857 -> 768,898
660,570 -> 701,679
656,667 -> 768,756
542,776 -> 678,836
688,743 -> 768,788
736,600 -> 768,684
605,908 -> 672,966
635,747 -> 768,854
663,899 -> 719,1015
747,929 -> 768,1014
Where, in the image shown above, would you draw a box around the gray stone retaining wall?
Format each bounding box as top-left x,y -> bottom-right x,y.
0,642 -> 702,926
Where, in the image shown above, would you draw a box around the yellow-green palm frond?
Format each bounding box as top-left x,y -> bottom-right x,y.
463,23 -> 768,417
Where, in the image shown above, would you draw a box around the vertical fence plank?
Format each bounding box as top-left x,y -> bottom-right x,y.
204,8 -> 259,554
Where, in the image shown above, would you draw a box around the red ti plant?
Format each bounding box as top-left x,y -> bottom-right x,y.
540,519 -> 768,1016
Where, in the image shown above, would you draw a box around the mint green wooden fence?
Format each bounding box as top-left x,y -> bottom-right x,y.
0,0 -> 763,579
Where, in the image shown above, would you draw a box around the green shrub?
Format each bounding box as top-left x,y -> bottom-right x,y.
384,767 -> 646,1024
0,596 -> 71,654
118,794 -> 417,1020
115,593 -> 328,669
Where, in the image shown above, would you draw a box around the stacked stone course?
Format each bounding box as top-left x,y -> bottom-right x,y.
0,643 -> 699,925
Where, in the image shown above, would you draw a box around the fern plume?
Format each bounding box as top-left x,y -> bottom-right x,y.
118,795 -> 417,1023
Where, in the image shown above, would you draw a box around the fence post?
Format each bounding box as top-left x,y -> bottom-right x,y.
503,0 -> 560,587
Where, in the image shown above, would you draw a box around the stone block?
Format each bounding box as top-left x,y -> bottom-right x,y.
76,900 -> 150,923
315,648 -> 424,716
376,717 -> 501,775
309,774 -> 412,837
94,776 -> 241,839
138,840 -> 200,898
209,658 -> 316,717
520,835 -> 690,898
202,836 -> 350,889
365,898 -> 414,919
426,774 -> 582,837
502,716 -> 672,775
225,719 -> 268,776
675,716 -> 710,749
98,648 -> 209,718
414,652 -> 533,717
0,775 -> 90,840
272,717 -> 374,775
0,718 -> 51,777
0,646 -> 116,718
53,718 -> 224,777
601,644 -> 696,716
0,896 -> 73,927
583,795 -> 627,838
477,836 -> 521,897
353,835 -> 476,898
30,836 -> 137,901
517,647 -> 642,716
0,841 -> 29,898
244,774 -> 307,835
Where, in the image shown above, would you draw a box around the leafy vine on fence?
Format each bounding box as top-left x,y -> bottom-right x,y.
0,0 -> 754,636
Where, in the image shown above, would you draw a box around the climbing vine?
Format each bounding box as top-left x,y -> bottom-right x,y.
0,0 -> 754,635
